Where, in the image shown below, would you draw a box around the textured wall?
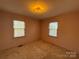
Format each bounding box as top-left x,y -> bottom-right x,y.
41,12 -> 79,53
0,11 -> 40,51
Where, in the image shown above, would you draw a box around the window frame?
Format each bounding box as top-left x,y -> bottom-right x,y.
48,21 -> 59,38
13,20 -> 26,38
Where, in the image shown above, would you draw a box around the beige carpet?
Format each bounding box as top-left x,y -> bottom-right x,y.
0,40 -> 78,59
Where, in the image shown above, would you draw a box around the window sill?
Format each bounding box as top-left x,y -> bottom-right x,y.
13,36 -> 25,39
49,35 -> 58,39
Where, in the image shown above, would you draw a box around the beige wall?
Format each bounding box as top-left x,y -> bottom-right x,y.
0,11 -> 40,51
0,10 -> 79,54
41,12 -> 79,53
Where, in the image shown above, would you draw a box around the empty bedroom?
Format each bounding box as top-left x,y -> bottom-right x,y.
0,0 -> 79,59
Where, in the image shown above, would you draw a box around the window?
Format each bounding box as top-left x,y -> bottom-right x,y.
13,20 -> 25,37
49,22 -> 58,37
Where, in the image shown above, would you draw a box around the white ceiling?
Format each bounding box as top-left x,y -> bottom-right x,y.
0,0 -> 79,19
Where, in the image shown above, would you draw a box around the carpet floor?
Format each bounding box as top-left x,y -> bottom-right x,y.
0,40 -> 78,59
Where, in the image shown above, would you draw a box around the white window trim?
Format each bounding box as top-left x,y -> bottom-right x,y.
13,20 -> 25,38
49,22 -> 58,37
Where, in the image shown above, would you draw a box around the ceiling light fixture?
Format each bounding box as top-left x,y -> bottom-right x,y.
28,1 -> 48,14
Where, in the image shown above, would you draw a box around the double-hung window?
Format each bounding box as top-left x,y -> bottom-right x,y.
13,20 -> 25,38
49,22 -> 58,37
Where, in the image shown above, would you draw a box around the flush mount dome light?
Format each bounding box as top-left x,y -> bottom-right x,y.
28,2 -> 48,14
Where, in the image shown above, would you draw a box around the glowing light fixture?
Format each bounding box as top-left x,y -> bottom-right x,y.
28,1 -> 48,14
